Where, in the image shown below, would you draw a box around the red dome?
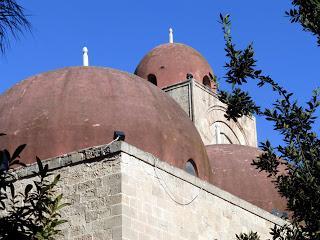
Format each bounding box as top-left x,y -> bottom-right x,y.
0,67 -> 211,181
206,144 -> 287,213
135,43 -> 216,89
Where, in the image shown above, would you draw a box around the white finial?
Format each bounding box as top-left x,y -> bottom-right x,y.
82,47 -> 89,66
169,28 -> 174,43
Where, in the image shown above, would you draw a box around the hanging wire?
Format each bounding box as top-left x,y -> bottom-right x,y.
153,157 -> 202,206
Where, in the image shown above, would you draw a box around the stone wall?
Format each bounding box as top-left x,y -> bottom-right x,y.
163,80 -> 257,147
164,81 -> 193,119
120,143 -> 285,240
11,142 -> 285,240
13,143 -> 124,240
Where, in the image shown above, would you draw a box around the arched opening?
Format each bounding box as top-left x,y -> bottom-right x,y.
203,75 -> 211,87
210,121 -> 243,145
147,74 -> 157,86
185,159 -> 198,177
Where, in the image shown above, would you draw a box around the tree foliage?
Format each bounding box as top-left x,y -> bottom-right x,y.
236,231 -> 261,240
0,2 -> 68,238
0,135 -> 69,240
218,11 -> 320,240
0,0 -> 30,54
287,0 -> 320,45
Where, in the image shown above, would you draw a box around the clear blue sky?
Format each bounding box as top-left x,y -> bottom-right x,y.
0,0 -> 319,147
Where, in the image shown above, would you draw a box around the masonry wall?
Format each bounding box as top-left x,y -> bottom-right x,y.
192,81 -> 257,147
120,143 -> 285,240
163,80 -> 257,147
164,81 -> 192,119
11,142 -> 285,240
12,144 -> 124,240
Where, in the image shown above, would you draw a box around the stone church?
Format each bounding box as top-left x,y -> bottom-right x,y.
0,30 -> 287,239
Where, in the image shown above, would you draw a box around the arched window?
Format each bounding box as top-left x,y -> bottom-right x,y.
147,74 -> 157,86
203,75 -> 211,87
185,159 -> 198,177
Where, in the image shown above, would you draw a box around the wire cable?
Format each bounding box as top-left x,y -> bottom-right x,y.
153,157 -> 201,206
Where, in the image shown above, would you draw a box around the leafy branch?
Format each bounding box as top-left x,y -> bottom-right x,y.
0,135 -> 69,240
219,14 -> 320,240
287,0 -> 320,46
0,0 -> 31,54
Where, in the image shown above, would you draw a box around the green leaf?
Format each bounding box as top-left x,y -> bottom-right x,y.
52,175 -> 60,186
9,183 -> 15,199
37,157 -> 43,172
25,184 -> 33,196
11,143 -> 26,161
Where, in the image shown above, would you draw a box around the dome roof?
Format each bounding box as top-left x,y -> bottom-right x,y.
206,144 -> 287,213
135,43 -> 215,89
0,67 -> 211,181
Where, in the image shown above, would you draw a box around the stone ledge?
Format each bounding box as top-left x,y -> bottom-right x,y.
192,79 -> 218,97
11,141 -> 123,179
162,79 -> 191,91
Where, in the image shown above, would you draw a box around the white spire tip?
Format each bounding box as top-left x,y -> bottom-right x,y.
82,46 -> 89,66
169,27 -> 174,43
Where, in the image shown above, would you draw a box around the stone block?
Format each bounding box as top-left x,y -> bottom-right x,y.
92,229 -> 112,240
112,226 -> 122,240
73,234 -> 93,240
111,204 -> 122,215
85,210 -> 98,223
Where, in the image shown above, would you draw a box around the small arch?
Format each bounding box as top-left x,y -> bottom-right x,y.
185,159 -> 198,177
147,74 -> 157,86
203,75 -> 211,87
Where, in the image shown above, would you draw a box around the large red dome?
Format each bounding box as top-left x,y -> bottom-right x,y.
0,67 -> 211,181
206,144 -> 287,213
135,43 -> 216,89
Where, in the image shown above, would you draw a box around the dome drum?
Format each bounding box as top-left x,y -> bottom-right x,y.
135,43 -> 216,90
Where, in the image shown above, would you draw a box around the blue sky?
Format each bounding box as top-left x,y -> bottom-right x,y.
0,0 -> 319,147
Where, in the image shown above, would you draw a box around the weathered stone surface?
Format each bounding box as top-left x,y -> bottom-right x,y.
164,81 -> 192,118
11,142 -> 285,240
164,79 -> 258,147
119,147 -> 286,240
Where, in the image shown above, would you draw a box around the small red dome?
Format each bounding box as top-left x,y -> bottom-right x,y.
0,67 -> 211,181
206,144 -> 287,213
135,43 -> 216,89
